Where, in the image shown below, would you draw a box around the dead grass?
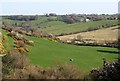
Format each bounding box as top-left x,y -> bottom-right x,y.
58,26 -> 119,42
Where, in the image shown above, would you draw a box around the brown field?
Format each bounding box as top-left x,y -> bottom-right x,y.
58,26 -> 119,43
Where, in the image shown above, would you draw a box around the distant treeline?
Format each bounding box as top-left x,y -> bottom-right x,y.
3,13 -> 118,24
8,15 -> 38,21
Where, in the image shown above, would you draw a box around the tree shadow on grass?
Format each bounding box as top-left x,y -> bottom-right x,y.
97,50 -> 119,54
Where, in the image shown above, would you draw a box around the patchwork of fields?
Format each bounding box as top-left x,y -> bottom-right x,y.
1,18 -> 119,73
40,20 -> 118,35
3,17 -> 118,35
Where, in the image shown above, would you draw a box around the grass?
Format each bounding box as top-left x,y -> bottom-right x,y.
40,20 -> 118,34
1,18 -> 118,72
2,29 -> 118,72
58,26 -> 119,42
27,36 -> 118,72
2,30 -> 14,52
3,16 -> 118,35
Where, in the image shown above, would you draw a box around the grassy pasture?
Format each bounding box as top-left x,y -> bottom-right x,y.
27,36 -> 118,72
1,29 -> 118,72
3,17 -> 118,35
39,20 -> 118,34
2,30 -> 14,51
1,18 -> 118,72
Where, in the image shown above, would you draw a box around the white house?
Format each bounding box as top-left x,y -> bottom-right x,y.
86,19 -> 90,22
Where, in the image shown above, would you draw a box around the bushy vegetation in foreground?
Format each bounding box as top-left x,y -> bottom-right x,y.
2,49 -> 83,79
2,48 -> 119,80
90,58 -> 120,81
1,26 -> 119,80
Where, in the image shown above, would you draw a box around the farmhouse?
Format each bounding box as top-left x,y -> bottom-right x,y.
85,19 -> 90,22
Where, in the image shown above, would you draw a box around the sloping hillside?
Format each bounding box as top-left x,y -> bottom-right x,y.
1,28 -> 118,72
3,16 -> 118,35
27,36 -> 118,72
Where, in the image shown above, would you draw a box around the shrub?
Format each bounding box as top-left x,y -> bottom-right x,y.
2,35 -> 7,41
56,64 -> 82,79
90,58 -> 120,81
15,47 -> 29,53
2,49 -> 30,69
0,41 -> 7,54
2,63 -> 83,79
14,40 -> 25,48
7,65 -> 42,79
40,64 -> 82,79
32,31 -> 41,37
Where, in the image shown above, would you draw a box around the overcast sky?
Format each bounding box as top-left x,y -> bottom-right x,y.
0,0 -> 119,15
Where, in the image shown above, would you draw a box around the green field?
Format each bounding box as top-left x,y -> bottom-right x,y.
39,20 -> 118,34
2,29 -> 118,72
2,30 -> 14,52
2,18 -> 119,72
27,36 -> 118,72
3,17 -> 118,35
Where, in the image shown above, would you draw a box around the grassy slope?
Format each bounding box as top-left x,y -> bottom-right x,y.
3,17 -> 118,35
40,20 -> 118,34
2,18 -> 118,72
27,36 -> 118,72
2,30 -> 14,52
2,29 -> 118,72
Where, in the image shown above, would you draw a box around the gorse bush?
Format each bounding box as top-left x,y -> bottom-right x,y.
39,64 -> 82,79
90,58 -> 120,81
2,49 -> 30,77
2,51 -> 83,79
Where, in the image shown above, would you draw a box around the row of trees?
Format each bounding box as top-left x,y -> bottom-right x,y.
8,15 -> 38,21
59,15 -> 81,24
4,13 -> 118,24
